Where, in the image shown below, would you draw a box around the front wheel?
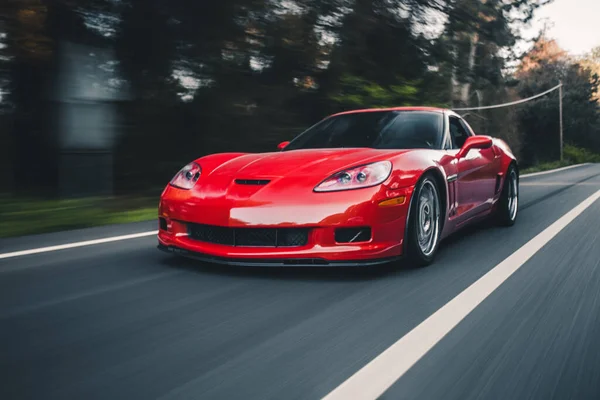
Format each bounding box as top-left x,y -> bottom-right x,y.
496,165 -> 519,226
405,175 -> 442,267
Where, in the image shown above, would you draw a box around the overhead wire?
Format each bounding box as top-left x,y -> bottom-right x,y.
452,83 -> 563,111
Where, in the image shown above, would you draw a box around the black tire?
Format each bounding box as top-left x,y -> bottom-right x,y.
496,164 -> 519,226
405,174 -> 443,267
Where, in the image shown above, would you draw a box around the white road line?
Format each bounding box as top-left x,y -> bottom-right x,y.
521,182 -> 600,187
0,231 -> 158,260
520,163 -> 590,178
322,189 -> 600,400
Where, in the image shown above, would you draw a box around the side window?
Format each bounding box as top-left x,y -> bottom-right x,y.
448,116 -> 469,149
459,118 -> 475,136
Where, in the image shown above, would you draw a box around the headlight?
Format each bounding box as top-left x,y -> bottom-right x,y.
170,162 -> 201,189
314,161 -> 392,192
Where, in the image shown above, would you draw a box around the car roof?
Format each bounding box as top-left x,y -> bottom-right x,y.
330,106 -> 447,118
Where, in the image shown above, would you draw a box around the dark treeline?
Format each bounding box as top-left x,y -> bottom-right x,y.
0,0 -> 598,197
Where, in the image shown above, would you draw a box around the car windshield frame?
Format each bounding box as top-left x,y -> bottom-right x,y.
283,110 -> 445,151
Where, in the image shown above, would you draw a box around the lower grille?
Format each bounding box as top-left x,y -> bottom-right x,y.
188,223 -> 309,247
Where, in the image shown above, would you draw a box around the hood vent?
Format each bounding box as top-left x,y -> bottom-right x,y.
235,179 -> 270,185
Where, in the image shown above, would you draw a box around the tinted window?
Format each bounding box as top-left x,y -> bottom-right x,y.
460,118 -> 474,136
448,116 -> 470,149
284,111 -> 444,151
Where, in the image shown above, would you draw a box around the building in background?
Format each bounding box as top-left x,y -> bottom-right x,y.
52,40 -> 128,197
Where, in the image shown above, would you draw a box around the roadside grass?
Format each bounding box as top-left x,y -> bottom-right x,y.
521,145 -> 600,174
521,160 -> 572,174
0,197 -> 157,238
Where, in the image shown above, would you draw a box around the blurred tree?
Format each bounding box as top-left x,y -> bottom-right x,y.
115,0 -> 177,101
519,35 -> 567,73
320,0 -> 437,113
431,0 -> 554,160
579,46 -> 600,102
328,74 -> 420,108
0,0 -> 125,195
0,9 -> 13,192
6,0 -> 593,197
516,37 -> 600,164
439,0 -> 552,107
2,0 -> 56,195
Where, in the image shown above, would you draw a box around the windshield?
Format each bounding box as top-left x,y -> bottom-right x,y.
284,111 -> 444,151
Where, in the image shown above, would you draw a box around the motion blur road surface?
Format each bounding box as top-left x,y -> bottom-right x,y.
2,164 -> 600,400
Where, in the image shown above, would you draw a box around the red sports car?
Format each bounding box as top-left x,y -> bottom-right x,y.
158,107 -> 518,267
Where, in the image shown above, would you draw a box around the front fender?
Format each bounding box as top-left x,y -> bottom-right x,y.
192,152 -> 249,176
493,138 -> 518,172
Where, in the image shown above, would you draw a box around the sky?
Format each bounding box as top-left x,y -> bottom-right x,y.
521,0 -> 600,56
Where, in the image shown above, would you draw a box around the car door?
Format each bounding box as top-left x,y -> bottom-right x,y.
458,118 -> 499,210
446,116 -> 498,220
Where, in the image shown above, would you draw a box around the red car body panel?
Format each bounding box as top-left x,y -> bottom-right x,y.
158,108 -> 517,266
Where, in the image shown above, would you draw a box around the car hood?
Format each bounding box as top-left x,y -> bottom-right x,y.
204,148 -> 409,181
186,148 -> 415,207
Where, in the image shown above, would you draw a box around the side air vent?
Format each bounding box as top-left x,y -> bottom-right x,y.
235,179 -> 271,185
495,175 -> 502,194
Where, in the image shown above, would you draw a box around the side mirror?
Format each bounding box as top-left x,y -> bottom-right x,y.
278,141 -> 290,150
457,135 -> 493,158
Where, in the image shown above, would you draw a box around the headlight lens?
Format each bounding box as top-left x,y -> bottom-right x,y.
314,161 -> 392,192
170,162 -> 201,189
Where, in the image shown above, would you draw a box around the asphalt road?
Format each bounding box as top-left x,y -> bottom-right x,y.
1,164 -> 600,400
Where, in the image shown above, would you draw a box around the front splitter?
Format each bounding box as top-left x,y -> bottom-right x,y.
157,243 -> 401,267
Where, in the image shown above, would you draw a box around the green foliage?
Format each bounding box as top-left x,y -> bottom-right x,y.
563,144 -> 600,164
516,39 -> 600,165
521,160 -> 571,174
329,74 -> 420,109
522,145 -> 600,174
0,197 -> 157,238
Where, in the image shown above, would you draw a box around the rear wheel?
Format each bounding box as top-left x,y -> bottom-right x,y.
405,175 -> 442,267
496,165 -> 519,226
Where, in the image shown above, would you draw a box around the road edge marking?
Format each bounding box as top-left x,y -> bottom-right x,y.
0,231 -> 158,260
520,163 -> 591,178
322,189 -> 600,400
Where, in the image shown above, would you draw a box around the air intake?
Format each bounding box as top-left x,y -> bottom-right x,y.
159,217 -> 168,231
335,227 -> 372,243
234,179 -> 270,185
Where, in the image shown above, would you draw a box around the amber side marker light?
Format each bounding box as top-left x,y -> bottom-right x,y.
378,196 -> 406,207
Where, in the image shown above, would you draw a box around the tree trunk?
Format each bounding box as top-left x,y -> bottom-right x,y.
461,33 -> 479,102
452,32 -> 479,106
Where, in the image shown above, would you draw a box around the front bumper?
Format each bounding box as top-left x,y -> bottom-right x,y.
158,243 -> 402,267
157,183 -> 414,265
157,218 -> 405,263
